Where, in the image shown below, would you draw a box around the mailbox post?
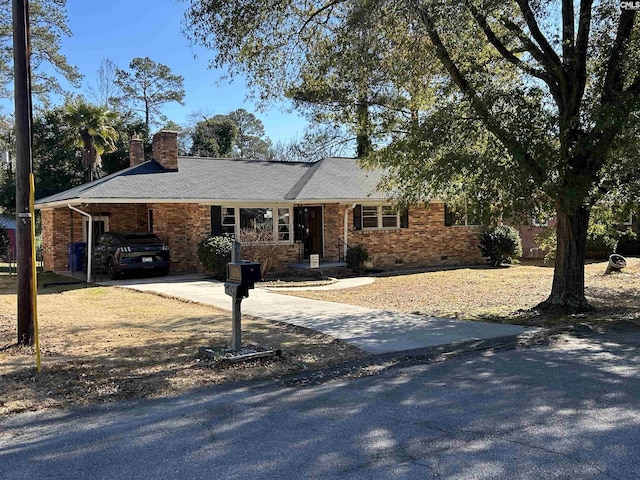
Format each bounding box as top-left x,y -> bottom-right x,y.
224,254 -> 261,352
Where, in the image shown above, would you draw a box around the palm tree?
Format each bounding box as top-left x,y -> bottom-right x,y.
63,97 -> 119,181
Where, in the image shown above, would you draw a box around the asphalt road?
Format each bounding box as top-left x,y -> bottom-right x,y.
2,327 -> 640,479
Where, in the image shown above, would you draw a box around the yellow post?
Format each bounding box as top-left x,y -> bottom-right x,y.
29,173 -> 41,372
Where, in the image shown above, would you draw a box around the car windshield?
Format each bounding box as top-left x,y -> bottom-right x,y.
122,234 -> 163,245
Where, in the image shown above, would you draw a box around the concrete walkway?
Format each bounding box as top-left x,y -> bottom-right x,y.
98,274 -> 533,354
263,276 -> 376,291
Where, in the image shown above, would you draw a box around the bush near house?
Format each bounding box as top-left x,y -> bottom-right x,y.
197,235 -> 233,279
617,230 -> 640,256
586,230 -> 618,259
346,244 -> 370,274
479,225 -> 523,267
238,227 -> 286,278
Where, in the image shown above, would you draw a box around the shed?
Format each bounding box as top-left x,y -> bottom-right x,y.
0,214 -> 16,260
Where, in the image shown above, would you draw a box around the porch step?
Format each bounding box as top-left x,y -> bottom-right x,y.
287,261 -> 352,278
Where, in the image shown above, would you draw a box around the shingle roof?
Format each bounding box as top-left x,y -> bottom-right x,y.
293,157 -> 384,200
35,156 -> 388,207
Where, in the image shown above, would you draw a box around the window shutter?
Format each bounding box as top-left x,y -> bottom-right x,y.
353,204 -> 362,230
211,206 -> 222,235
444,204 -> 453,226
400,208 -> 409,228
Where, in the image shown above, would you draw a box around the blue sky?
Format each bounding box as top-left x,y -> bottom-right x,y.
58,0 -> 307,143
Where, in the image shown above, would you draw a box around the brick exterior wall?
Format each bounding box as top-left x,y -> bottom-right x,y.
41,205 -> 150,271
151,203 -> 211,272
42,200 -> 484,274
323,204 -> 345,261
241,244 -> 300,274
344,202 -> 483,268
41,209 -> 66,271
517,218 -> 557,259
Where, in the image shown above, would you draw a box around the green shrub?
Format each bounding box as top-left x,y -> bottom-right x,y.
535,214 -> 627,261
479,225 -> 523,267
616,230 -> 640,256
197,235 -> 233,279
346,244 -> 369,274
585,210 -> 628,258
534,228 -> 556,263
585,229 -> 618,259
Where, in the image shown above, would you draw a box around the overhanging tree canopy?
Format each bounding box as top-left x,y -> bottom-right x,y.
183,0 -> 640,311
0,0 -> 81,101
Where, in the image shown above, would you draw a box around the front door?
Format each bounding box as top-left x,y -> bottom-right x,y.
294,206 -> 323,259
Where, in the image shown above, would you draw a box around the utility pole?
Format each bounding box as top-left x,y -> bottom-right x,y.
13,0 -> 35,345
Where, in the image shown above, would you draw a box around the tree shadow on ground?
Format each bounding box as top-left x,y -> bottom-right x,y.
2,330 -> 640,479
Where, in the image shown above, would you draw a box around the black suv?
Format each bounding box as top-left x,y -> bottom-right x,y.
84,232 -> 170,279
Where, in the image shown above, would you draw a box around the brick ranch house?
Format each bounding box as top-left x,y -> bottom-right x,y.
35,130 -> 485,275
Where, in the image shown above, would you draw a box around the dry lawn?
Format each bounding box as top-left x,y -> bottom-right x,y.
3,259 -> 638,417
283,258 -> 640,326
0,274 -> 366,416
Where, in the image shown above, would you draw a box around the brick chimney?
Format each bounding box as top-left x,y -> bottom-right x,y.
152,130 -> 179,170
129,135 -> 145,167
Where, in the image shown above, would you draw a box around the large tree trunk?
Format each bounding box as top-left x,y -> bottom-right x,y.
537,204 -> 591,312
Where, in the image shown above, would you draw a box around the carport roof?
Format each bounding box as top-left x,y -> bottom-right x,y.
34,156 -> 388,208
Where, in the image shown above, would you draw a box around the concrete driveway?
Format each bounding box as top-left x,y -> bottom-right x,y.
99,274 -> 533,355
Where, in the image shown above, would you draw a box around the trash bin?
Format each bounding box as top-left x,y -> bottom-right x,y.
67,242 -> 86,272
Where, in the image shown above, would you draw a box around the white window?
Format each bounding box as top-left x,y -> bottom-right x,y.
362,206 -> 400,230
217,206 -> 292,243
278,208 -> 290,241
362,206 -> 379,229
382,206 -> 399,228
240,208 -> 273,233
445,202 -> 484,226
222,207 -> 236,235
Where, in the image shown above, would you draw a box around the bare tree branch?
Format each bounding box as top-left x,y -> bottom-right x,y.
574,0 -> 593,70
500,16 -> 564,100
561,0 -> 575,62
514,0 -> 562,72
602,10 -> 637,103
567,0 -> 593,114
297,0 -> 347,36
464,0 -> 560,98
